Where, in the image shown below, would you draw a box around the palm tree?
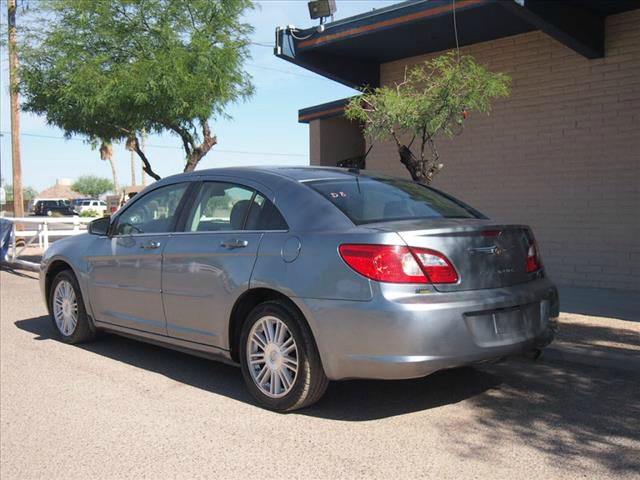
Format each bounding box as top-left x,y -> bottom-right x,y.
99,142 -> 119,193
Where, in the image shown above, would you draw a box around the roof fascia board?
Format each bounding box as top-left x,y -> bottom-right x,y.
297,0 -> 486,51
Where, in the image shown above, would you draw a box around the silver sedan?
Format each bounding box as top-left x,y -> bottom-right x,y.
40,167 -> 558,411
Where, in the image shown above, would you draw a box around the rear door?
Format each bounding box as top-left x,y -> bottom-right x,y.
161,181 -> 272,346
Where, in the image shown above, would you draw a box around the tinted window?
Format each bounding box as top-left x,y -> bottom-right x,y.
115,183 -> 188,235
187,183 -> 254,232
308,177 -> 480,225
245,193 -> 288,231
186,183 -> 288,232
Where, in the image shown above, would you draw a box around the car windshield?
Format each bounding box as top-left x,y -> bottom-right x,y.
307,176 -> 481,225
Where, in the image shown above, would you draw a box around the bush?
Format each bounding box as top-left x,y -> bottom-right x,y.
79,209 -> 101,217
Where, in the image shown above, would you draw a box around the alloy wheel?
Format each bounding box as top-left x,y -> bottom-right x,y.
52,280 -> 78,336
246,315 -> 299,398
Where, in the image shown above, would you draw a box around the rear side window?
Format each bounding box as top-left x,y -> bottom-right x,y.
185,182 -> 288,232
245,193 -> 288,231
308,177 -> 480,225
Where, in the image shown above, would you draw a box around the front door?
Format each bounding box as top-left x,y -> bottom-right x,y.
86,182 -> 190,335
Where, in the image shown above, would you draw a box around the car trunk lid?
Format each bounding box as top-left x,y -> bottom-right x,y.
369,219 -> 536,292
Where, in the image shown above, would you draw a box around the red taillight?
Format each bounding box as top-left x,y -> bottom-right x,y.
411,247 -> 459,284
526,243 -> 542,273
338,244 -> 458,284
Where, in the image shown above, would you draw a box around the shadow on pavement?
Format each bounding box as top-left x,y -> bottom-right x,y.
556,320 -> 640,357
464,359 -> 640,475
14,315 -> 501,421
0,265 -> 39,280
13,315 -> 640,474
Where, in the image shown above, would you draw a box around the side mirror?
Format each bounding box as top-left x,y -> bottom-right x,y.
88,216 -> 111,236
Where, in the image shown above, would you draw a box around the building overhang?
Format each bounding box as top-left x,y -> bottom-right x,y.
298,97 -> 354,123
276,0 -> 638,90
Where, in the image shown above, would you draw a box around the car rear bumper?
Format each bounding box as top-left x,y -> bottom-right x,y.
294,278 -> 559,381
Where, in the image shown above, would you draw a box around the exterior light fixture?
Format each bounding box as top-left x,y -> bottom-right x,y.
308,0 -> 336,21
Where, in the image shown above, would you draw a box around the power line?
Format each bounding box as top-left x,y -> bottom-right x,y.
246,62 -> 324,80
250,41 -> 274,48
0,131 -> 307,158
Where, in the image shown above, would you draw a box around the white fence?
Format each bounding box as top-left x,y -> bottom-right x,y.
1,216 -> 94,271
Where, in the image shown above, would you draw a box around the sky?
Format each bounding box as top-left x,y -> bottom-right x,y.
0,0 -> 397,191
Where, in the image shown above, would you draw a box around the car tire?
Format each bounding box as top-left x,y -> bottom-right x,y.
48,270 -> 96,344
240,300 -> 328,412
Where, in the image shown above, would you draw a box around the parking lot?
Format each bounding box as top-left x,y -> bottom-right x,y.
1,269 -> 639,479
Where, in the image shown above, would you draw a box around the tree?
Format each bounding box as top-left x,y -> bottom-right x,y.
18,0 -> 254,180
1,177 -> 37,201
99,142 -> 119,192
72,176 -> 114,198
346,52 -> 511,184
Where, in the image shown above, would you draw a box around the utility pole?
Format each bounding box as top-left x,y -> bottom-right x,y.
8,0 -> 23,218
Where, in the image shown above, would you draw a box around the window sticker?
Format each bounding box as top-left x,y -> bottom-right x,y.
329,192 -> 348,199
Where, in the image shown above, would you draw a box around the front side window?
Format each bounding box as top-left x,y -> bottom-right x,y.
114,183 -> 188,235
308,176 -> 481,225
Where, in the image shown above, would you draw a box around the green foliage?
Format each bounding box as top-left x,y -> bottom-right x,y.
72,175 -> 114,198
18,0 -> 255,175
346,52 -> 511,183
0,178 -> 38,201
80,209 -> 101,217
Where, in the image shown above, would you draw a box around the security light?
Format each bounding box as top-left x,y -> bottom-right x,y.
308,0 -> 336,20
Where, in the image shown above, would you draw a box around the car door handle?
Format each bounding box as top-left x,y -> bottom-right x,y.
140,241 -> 161,250
221,239 -> 249,249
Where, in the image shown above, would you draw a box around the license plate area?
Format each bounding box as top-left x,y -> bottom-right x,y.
464,301 -> 549,347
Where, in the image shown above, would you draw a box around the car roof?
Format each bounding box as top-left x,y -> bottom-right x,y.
138,166 -> 367,232
159,165 -> 365,185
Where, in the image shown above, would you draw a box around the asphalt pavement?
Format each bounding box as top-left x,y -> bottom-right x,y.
1,270 -> 639,479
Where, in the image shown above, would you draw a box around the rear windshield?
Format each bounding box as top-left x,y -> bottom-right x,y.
308,177 -> 481,225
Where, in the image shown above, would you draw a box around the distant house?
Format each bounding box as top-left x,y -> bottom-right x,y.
276,1 -> 640,292
37,178 -> 83,201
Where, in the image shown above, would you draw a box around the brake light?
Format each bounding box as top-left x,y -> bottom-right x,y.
339,244 -> 458,284
526,243 -> 542,273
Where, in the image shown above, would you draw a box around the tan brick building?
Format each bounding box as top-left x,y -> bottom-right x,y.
277,1 -> 640,291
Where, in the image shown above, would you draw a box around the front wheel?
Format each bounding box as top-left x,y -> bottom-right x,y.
240,301 -> 328,412
48,270 -> 96,344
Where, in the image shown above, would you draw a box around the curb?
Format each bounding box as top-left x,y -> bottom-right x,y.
542,345 -> 640,375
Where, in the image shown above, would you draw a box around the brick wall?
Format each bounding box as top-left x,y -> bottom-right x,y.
310,117 -> 365,166
366,10 -> 640,291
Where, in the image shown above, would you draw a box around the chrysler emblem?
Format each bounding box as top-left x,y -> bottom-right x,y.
468,245 -> 508,256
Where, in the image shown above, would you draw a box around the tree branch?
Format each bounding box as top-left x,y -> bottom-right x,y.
132,136 -> 161,181
170,125 -> 196,157
183,120 -> 217,173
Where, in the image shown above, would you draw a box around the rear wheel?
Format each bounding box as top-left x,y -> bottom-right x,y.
48,270 -> 95,344
240,300 -> 328,412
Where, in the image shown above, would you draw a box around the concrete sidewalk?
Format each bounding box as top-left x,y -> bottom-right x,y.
559,286 -> 640,322
542,312 -> 640,374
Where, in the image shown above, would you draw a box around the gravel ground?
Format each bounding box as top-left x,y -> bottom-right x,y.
1,270 -> 639,479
